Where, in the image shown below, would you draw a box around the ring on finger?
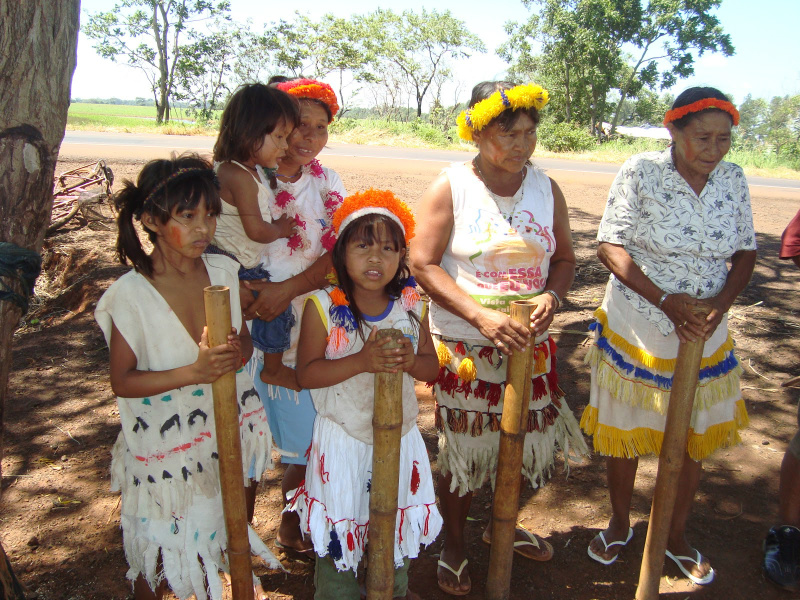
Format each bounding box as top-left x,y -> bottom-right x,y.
681,320 -> 687,327
255,310 -> 262,317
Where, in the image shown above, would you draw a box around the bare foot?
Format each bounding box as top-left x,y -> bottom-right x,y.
260,363 -> 301,391
588,519 -> 632,564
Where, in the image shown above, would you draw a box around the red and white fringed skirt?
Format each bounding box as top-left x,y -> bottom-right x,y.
430,334 -> 588,496
286,417 -> 442,572
580,284 -> 749,461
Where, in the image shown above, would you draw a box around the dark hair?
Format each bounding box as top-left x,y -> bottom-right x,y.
213,83 -> 299,164
670,86 -> 733,129
300,97 -> 333,123
113,154 -> 221,278
267,74 -> 291,86
331,214 -> 411,333
469,80 -> 541,131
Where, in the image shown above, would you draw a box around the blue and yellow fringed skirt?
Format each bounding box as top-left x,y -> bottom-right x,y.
580,284 -> 748,462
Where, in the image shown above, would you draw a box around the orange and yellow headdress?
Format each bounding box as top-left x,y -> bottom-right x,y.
276,78 -> 339,122
663,98 -> 739,126
332,189 -> 415,244
457,83 -> 549,142
325,189 -> 420,358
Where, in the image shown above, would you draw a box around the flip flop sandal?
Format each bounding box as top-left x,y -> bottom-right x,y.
274,538 -> 315,560
665,548 -> 715,585
437,558 -> 471,596
481,528 -> 555,562
587,527 -> 634,565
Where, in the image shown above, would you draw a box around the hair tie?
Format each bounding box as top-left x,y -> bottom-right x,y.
142,167 -> 218,214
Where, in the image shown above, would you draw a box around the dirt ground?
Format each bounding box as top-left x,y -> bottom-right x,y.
1,151 -> 799,600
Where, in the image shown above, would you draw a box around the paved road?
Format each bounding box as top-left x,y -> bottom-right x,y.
61,130 -> 800,191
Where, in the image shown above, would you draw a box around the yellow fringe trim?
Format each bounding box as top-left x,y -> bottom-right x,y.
593,308 -> 735,371
586,345 -> 744,415
580,400 -> 749,461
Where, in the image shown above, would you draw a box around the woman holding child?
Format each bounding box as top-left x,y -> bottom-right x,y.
410,80 -> 588,596
241,78 -> 346,555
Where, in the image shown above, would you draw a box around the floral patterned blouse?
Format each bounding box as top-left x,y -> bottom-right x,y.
597,149 -> 756,335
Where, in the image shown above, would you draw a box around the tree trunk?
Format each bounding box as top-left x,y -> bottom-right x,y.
0,2 -> 80,596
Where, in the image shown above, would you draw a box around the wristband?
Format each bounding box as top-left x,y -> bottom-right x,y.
543,289 -> 561,309
657,291 -> 669,309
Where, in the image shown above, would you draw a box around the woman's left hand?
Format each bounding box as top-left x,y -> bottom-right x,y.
242,279 -> 298,321
698,296 -> 730,341
530,292 -> 558,337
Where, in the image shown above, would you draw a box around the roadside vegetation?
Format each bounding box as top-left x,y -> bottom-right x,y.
78,2 -> 799,180
66,101 -> 800,180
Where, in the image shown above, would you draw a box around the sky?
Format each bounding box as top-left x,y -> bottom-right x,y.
72,0 -> 800,107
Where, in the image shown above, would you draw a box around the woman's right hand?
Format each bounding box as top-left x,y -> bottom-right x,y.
194,327 -> 242,383
660,293 -> 706,343
475,307 -> 531,355
274,214 -> 297,239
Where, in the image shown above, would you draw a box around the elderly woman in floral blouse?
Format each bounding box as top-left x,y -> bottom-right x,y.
581,87 -> 757,585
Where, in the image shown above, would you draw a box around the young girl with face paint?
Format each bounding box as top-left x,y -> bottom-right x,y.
288,190 -> 442,600
95,155 -> 278,600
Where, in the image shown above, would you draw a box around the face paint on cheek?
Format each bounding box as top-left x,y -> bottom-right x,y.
167,224 -> 185,246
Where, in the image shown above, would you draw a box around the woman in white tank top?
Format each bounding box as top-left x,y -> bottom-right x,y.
410,81 -> 588,596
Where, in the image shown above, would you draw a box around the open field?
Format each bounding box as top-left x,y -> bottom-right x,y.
67,103 -> 800,180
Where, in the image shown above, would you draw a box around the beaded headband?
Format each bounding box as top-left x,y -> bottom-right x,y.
457,83 -> 549,142
277,78 -> 339,122
138,167 -> 218,217
333,189 -> 415,244
663,98 -> 740,126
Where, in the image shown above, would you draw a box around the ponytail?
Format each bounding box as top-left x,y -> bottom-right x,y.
113,180 -> 155,277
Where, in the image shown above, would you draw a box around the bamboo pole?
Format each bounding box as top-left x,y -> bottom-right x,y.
635,306 -> 711,600
367,329 -> 404,600
204,285 -> 254,600
486,299 -> 538,600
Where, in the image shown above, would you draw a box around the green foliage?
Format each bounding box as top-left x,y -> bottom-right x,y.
83,0 -> 231,124
359,8 -> 485,118
538,121 -> 596,152
501,0 -> 734,132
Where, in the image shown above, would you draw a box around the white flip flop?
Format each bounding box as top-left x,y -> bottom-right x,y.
437,558 -> 470,596
587,527 -> 634,565
665,548 -> 715,585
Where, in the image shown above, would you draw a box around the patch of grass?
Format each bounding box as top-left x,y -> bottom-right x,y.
67,102 -> 218,135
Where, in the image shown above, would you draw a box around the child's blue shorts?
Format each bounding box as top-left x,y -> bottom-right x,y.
239,264 -> 295,354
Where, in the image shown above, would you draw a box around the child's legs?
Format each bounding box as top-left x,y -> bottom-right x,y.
256,306 -> 298,390
392,558 -> 411,598
314,554 -> 360,600
133,573 -> 166,600
313,555 -> 411,600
